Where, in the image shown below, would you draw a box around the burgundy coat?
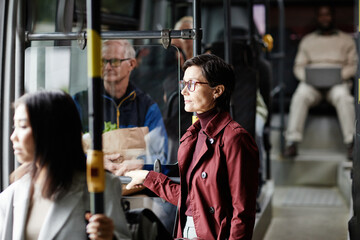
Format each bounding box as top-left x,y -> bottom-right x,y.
143,111 -> 259,240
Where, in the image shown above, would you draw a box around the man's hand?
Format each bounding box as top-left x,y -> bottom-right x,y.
104,154 -> 143,176
104,153 -> 123,174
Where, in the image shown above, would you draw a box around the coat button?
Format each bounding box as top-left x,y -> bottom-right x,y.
201,172 -> 207,179
209,207 -> 215,214
209,138 -> 214,144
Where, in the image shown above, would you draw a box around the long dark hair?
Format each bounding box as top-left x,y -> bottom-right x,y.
14,90 -> 86,199
183,54 -> 235,112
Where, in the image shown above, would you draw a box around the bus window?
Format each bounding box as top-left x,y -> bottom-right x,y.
25,43 -> 182,166
202,5 -> 250,44
253,4 -> 266,36
25,45 -> 87,93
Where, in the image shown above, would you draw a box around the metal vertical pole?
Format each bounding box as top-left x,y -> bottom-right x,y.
265,0 -> 270,36
15,0 -> 25,99
192,0 -> 202,124
223,0 -> 232,65
13,0 -> 25,173
265,0 -> 271,181
278,0 -> 285,153
0,0 -> 6,191
193,0 -> 201,57
349,1 -> 360,238
248,0 -> 254,44
86,0 -> 104,214
2,0 -> 17,190
223,0 -> 234,119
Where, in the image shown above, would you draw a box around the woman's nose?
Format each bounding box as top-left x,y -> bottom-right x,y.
10,130 -> 16,142
181,86 -> 188,95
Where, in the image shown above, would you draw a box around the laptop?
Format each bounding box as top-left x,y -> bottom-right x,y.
305,66 -> 342,89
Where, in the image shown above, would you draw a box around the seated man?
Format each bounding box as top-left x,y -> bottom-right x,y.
284,5 -> 357,159
74,40 -> 168,172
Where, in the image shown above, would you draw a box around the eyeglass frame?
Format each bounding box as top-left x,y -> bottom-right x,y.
179,79 -> 210,92
102,58 -> 131,68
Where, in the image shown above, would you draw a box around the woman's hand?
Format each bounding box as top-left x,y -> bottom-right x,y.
86,213 -> 114,240
104,154 -> 144,176
124,170 -> 149,189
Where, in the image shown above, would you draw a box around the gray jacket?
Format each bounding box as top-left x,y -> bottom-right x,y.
0,172 -> 131,240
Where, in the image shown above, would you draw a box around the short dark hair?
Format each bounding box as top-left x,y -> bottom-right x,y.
183,54 -> 235,112
315,4 -> 335,17
15,90 -> 86,199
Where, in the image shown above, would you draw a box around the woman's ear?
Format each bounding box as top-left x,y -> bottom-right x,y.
214,85 -> 225,99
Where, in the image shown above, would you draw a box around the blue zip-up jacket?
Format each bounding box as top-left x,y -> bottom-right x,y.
73,82 -> 168,164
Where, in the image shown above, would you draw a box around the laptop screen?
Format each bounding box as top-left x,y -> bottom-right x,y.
305,66 -> 342,88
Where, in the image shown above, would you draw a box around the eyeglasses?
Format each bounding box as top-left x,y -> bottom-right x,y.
102,58 -> 131,68
179,79 -> 209,92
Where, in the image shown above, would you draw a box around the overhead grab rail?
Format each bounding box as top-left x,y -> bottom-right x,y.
25,29 -> 198,48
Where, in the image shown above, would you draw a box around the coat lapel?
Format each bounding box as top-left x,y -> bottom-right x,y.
37,177 -> 85,240
186,112 -> 232,182
13,174 -> 31,240
189,139 -> 209,175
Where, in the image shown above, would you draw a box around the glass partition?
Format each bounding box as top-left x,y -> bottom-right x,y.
25,45 -> 87,93
25,43 -> 186,169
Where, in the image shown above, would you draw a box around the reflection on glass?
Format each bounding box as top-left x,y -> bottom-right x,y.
25,44 -> 185,170
101,0 -> 137,17
25,46 -> 87,93
31,0 -> 56,33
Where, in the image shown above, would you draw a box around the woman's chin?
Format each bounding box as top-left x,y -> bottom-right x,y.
184,107 -> 195,113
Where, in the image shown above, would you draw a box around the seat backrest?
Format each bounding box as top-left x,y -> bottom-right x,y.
122,199 -> 173,240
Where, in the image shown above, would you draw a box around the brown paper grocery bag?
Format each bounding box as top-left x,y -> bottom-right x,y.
102,127 -> 149,155
83,127 -> 149,194
83,126 -> 149,162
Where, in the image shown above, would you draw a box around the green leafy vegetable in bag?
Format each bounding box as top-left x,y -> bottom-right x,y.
103,121 -> 117,133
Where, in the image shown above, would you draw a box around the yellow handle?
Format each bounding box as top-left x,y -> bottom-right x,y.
87,150 -> 105,193
87,29 -> 102,78
263,34 -> 274,52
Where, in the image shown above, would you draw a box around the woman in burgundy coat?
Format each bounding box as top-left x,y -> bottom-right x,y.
126,54 -> 259,240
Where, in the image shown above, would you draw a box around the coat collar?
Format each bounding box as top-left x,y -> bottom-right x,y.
180,111 -> 232,142
178,111 -> 233,179
13,174 -> 31,240
13,174 -> 87,240
37,174 -> 86,240
103,81 -> 137,105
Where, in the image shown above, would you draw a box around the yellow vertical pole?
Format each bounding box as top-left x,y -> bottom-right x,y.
86,0 -> 104,214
